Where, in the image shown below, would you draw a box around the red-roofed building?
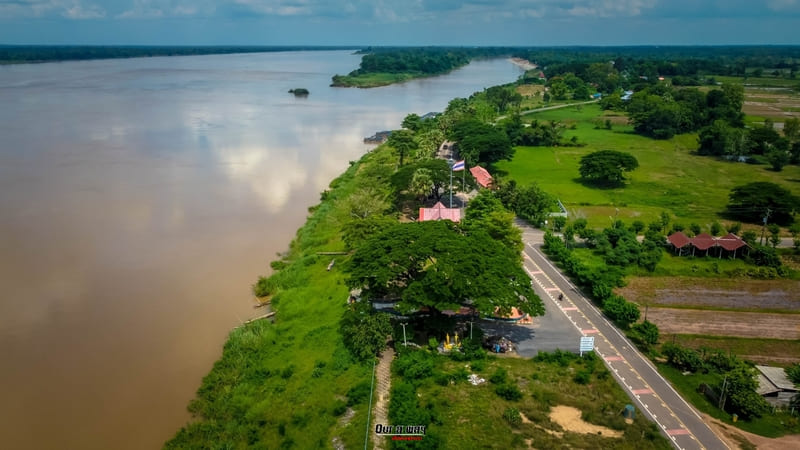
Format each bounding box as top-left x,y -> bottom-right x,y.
716,233 -> 749,258
419,201 -> 462,222
669,232 -> 750,259
667,231 -> 691,255
469,166 -> 494,189
691,233 -> 716,254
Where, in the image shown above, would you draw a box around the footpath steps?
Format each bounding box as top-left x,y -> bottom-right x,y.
372,346 -> 395,450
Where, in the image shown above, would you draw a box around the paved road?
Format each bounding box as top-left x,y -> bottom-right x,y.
517,221 -> 729,450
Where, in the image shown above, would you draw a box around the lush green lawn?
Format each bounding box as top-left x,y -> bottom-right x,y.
496,104 -> 800,229
657,363 -> 800,438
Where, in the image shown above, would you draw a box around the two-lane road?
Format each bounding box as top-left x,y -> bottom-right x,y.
519,224 -> 728,450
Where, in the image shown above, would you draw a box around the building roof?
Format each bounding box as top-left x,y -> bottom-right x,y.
717,233 -> 748,251
691,233 -> 716,251
756,365 -> 798,392
667,231 -> 691,248
419,201 -> 462,222
469,166 -> 493,188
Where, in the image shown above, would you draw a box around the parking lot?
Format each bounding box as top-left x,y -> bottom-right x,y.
479,292 -> 583,358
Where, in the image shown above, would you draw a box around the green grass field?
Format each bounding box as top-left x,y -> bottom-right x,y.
496,103 -> 800,229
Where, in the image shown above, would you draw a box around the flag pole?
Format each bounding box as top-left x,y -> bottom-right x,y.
448,158 -> 454,208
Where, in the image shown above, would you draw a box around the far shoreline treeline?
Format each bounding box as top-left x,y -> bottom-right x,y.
0,45 -> 360,64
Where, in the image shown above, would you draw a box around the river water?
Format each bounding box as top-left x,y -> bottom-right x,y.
0,50 -> 522,449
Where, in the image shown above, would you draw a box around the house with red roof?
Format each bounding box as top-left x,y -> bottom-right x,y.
419,201 -> 462,222
469,166 -> 493,189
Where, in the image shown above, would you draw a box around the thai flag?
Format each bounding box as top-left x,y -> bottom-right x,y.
452,160 -> 465,171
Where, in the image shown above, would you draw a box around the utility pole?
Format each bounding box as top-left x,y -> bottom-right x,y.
718,375 -> 728,411
467,320 -> 474,340
760,207 -> 772,246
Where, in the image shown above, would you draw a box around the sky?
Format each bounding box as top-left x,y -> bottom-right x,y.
1,0 -> 799,46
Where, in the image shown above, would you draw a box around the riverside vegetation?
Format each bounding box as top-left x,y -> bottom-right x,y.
169,46 -> 800,447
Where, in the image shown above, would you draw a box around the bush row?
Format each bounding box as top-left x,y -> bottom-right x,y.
542,231 -> 645,330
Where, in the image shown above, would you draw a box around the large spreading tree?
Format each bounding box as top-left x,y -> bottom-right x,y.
579,150 -> 639,185
345,221 -> 544,318
727,182 -> 799,226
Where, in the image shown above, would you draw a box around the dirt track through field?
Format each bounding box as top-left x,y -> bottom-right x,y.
647,308 -> 800,339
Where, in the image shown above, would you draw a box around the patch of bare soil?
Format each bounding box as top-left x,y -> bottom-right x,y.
703,413 -> 800,450
646,308 -> 800,339
617,277 -> 800,311
548,405 -> 623,438
516,84 -> 544,97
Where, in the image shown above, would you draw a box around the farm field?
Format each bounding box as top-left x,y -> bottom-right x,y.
662,334 -> 800,367
644,308 -> 800,340
494,103 -> 800,230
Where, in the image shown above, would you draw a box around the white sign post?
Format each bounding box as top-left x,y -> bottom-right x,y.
579,336 -> 595,356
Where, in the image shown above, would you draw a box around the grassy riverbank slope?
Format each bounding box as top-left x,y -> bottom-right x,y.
165,150 -> 394,448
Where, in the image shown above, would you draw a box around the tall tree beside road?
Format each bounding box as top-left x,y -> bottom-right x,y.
727,182 -> 798,226
345,221 -> 544,318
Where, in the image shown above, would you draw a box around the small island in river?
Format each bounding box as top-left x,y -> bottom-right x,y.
288,88 -> 309,96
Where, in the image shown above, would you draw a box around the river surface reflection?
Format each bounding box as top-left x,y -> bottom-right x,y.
0,50 -> 523,449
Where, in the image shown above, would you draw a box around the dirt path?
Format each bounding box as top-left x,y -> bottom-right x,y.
548,405 -> 623,438
647,308 -> 800,339
372,346 -> 395,450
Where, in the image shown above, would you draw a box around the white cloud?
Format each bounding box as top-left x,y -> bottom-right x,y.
63,3 -> 105,18
768,0 -> 798,11
117,0 -> 211,19
0,0 -> 105,19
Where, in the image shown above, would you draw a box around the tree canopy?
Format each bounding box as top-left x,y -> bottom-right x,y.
450,120 -> 514,166
579,150 -> 639,185
727,182 -> 799,226
345,221 -> 544,318
386,129 -> 417,166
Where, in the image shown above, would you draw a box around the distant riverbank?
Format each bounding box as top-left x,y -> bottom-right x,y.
0,45 -> 358,64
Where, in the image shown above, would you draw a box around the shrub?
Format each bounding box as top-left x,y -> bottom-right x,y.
503,407 -> 522,426
490,367 -> 508,384
252,275 -> 277,297
346,381 -> 372,406
496,383 -> 523,401
662,343 -> 705,373
394,350 -> 435,381
629,321 -> 660,348
573,369 -> 591,385
470,360 -> 486,372
332,400 -> 347,416
280,365 -> 295,379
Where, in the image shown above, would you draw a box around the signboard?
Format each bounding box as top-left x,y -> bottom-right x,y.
579,336 -> 595,355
